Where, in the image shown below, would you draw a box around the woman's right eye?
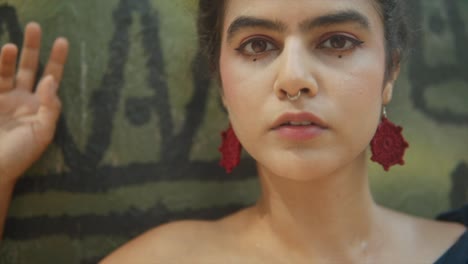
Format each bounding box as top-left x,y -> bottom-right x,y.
236,38 -> 278,57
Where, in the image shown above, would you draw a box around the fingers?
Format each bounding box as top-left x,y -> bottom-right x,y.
16,22 -> 42,92
37,75 -> 61,125
42,37 -> 69,85
1,22 -> 68,95
0,44 -> 18,93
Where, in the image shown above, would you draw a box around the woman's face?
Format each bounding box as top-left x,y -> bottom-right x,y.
219,0 -> 395,179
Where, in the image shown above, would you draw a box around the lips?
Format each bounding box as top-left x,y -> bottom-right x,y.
272,112 -> 328,130
271,112 -> 327,141
281,121 -> 314,126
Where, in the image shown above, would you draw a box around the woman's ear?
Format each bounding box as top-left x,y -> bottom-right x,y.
383,64 -> 401,105
219,84 -> 228,109
221,94 -> 228,109
217,75 -> 229,109
382,81 -> 394,105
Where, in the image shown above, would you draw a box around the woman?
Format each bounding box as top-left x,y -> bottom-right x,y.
1,0 -> 467,263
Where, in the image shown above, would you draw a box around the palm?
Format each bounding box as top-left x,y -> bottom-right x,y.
0,23 -> 68,185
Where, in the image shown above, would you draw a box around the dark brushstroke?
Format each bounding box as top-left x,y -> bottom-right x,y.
0,4 -> 44,88
0,0 -> 256,201
406,0 -> 468,208
57,0 -> 140,173
137,0 -> 175,158
5,203 -> 247,263
408,0 -> 468,126
13,158 -> 256,194
4,203 -> 247,239
0,5 -> 23,51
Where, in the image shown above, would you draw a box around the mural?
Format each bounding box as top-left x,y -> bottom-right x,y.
0,0 -> 466,263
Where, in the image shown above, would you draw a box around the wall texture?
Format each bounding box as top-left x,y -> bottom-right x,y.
0,0 -> 467,263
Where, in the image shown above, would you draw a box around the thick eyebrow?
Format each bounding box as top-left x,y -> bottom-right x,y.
227,16 -> 286,42
226,10 -> 370,42
299,10 -> 370,32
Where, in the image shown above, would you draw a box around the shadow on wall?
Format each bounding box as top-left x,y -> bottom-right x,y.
451,162 -> 468,209
406,0 -> 468,210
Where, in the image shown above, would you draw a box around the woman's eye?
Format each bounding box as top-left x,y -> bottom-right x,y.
318,35 -> 364,51
237,38 -> 277,56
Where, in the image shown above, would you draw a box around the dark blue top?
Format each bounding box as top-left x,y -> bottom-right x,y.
434,204 -> 468,264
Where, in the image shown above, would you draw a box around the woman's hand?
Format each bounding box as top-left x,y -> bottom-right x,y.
0,22 -> 69,186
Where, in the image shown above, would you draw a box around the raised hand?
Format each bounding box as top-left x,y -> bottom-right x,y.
0,22 -> 69,185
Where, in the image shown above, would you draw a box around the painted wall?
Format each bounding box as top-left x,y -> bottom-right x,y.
0,0 -> 467,263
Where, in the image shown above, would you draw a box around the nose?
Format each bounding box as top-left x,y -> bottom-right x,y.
274,38 -> 319,100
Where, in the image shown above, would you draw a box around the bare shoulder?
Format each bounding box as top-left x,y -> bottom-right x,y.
100,207 -> 256,263
382,206 -> 466,238
381,207 -> 466,262
413,214 -> 466,248
100,219 -> 225,264
413,215 -> 466,262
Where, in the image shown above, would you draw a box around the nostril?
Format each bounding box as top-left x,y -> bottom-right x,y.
278,86 -> 315,101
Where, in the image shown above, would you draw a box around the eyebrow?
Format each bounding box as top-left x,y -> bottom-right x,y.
299,10 -> 370,32
226,10 -> 370,42
227,16 -> 286,41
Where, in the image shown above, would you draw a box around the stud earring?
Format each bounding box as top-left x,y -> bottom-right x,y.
370,107 -> 409,171
218,124 -> 242,173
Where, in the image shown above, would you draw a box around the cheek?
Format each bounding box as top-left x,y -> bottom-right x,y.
219,53 -> 236,101
220,50 -> 271,115
220,51 -> 245,109
330,49 -> 386,142
336,48 -> 386,108
219,49 -> 276,153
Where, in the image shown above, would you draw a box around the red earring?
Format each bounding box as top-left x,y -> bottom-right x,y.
218,124 -> 242,173
370,108 -> 409,171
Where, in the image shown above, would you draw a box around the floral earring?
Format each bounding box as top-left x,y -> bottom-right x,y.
370,107 -> 409,171
218,124 -> 242,173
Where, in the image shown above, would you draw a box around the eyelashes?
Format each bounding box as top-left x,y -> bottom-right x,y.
235,33 -> 364,60
317,34 -> 364,51
235,37 -> 279,58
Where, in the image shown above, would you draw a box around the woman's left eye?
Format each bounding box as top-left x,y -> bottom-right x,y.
318,34 -> 364,51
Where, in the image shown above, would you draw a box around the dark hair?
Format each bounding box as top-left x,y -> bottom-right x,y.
197,0 -> 410,83
197,0 -> 226,73
374,0 -> 410,82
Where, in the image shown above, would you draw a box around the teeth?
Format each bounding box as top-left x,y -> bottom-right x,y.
289,121 -> 312,126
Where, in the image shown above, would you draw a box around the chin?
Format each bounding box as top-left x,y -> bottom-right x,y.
253,141 -> 369,182
258,156 -> 337,182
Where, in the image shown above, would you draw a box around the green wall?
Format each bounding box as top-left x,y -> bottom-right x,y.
0,0 -> 467,263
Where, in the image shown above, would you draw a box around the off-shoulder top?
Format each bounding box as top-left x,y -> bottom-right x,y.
434,204 -> 468,264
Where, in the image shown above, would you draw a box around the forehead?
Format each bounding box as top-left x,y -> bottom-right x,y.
223,0 -> 382,33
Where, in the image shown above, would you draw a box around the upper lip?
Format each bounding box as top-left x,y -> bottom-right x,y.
272,112 -> 328,129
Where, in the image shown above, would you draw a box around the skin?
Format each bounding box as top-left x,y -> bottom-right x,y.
0,22 -> 68,239
0,2 -> 465,263
103,0 -> 466,263
221,1 -> 387,181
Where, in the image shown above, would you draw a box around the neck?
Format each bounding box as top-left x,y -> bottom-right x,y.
253,155 -> 385,259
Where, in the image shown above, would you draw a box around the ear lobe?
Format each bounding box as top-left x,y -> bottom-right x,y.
383,63 -> 401,105
221,92 -> 228,109
382,82 -> 394,105
218,79 -> 228,109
